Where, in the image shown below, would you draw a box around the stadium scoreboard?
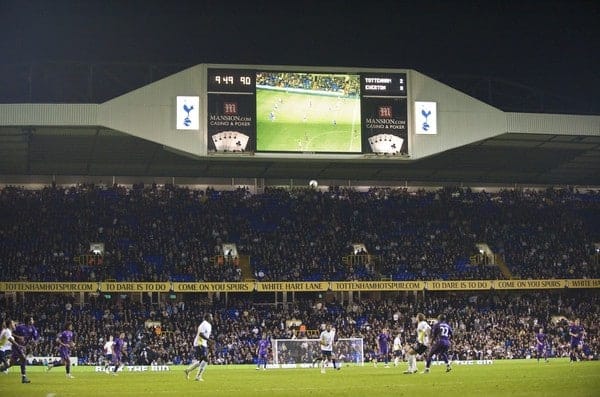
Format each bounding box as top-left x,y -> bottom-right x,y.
206,67 -> 408,156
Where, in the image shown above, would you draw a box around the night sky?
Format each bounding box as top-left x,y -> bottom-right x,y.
1,0 -> 598,106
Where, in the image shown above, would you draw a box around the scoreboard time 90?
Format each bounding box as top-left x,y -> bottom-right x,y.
207,69 -> 255,93
214,75 -> 252,85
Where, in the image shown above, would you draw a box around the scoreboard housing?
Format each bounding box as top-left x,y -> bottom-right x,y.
205,65 -> 409,157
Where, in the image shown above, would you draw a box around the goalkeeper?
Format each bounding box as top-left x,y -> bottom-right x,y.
319,323 -> 340,373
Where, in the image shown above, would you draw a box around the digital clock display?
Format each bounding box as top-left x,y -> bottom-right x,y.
207,69 -> 255,93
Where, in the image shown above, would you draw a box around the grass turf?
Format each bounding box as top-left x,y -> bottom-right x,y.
1,359 -> 598,397
256,89 -> 361,152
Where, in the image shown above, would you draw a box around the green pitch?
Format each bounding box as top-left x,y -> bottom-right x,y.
1,360 -> 599,397
256,89 -> 361,152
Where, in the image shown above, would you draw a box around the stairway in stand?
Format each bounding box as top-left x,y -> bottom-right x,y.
237,255 -> 254,280
493,254 -> 514,279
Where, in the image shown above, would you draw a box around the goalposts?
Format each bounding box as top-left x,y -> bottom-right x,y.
271,338 -> 364,368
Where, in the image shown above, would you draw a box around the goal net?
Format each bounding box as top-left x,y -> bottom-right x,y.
272,338 -> 364,368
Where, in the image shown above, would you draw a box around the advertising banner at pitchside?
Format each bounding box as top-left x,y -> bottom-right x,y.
330,281 -> 425,291
1,279 -> 598,292
0,282 -> 97,292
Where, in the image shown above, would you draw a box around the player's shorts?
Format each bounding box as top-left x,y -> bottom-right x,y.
321,350 -> 333,359
570,340 -> 582,349
112,353 -> 122,364
0,349 -> 11,362
393,350 -> 403,357
59,347 -> 71,361
105,354 -> 113,363
412,343 -> 428,355
194,345 -> 209,361
10,345 -> 26,361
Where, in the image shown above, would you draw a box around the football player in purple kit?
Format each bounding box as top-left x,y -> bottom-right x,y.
423,314 -> 452,374
256,333 -> 270,370
0,316 -> 39,383
568,318 -> 584,362
375,328 -> 391,368
535,327 -> 549,363
111,331 -> 127,375
46,321 -> 75,378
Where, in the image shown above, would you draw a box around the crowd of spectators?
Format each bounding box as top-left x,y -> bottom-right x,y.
1,289 -> 597,366
256,72 -> 360,96
1,184 -> 599,283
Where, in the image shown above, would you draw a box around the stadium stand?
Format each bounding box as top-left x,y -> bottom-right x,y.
1,185 -> 598,283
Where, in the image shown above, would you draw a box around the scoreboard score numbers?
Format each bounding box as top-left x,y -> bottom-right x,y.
206,67 -> 408,155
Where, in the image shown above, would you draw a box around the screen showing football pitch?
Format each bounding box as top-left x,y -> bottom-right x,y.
255,72 -> 362,153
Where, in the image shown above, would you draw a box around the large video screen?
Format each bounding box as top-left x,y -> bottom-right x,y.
207,67 -> 408,156
255,72 -> 362,153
